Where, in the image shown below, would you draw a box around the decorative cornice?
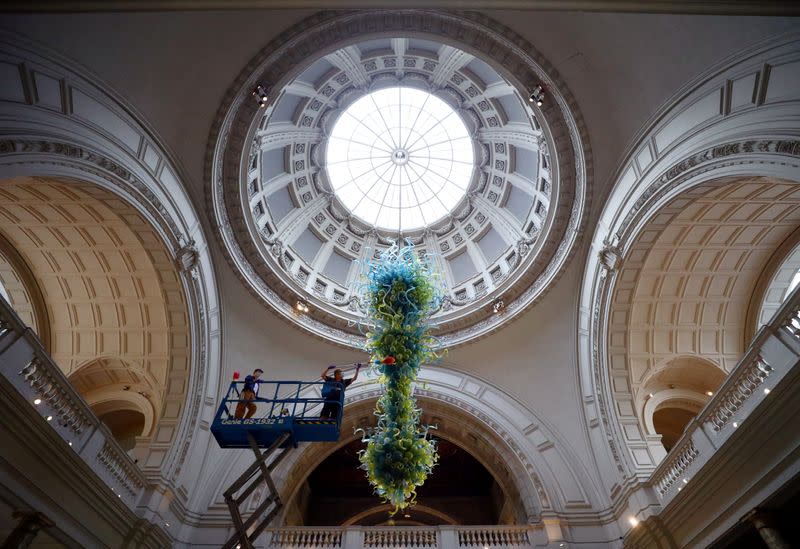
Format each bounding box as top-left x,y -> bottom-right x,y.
205,9 -> 591,348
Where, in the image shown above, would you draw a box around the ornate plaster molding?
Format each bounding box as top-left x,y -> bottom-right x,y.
206,9 -> 591,349
0,32 -> 223,527
575,33 -> 800,518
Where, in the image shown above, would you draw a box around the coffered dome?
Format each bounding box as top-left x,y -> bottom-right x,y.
209,12 -> 590,347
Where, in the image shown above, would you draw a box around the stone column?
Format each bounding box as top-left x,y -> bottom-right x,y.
1,511 -> 53,549
744,508 -> 790,549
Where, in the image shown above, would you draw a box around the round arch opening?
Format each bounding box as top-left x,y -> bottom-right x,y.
296,436 -> 505,526
277,394 -> 537,527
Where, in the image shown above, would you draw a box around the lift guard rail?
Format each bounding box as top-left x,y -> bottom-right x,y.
211,380 -> 345,448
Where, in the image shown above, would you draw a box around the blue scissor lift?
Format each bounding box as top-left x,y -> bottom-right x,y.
210,379 -> 345,549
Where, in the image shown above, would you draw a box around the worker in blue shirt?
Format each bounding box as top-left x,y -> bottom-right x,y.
319,364 -> 360,419
235,368 -> 264,419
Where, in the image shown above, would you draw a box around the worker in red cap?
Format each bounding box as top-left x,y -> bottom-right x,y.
235,368 -> 264,419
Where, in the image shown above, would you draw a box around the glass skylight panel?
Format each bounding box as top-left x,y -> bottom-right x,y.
326,87 -> 474,231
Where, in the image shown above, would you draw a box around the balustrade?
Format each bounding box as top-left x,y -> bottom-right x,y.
649,283 -> 800,506
263,526 -> 537,549
0,295 -> 146,507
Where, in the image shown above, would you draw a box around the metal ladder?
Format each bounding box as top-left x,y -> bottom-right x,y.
221,432 -> 292,549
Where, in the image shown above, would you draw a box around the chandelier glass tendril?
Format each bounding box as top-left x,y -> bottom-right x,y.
354,241 -> 443,512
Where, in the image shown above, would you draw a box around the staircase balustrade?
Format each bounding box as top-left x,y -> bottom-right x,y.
650,282 -> 800,506
0,295 -> 146,507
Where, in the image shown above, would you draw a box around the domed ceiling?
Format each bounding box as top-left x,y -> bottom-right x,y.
209,12 -> 590,348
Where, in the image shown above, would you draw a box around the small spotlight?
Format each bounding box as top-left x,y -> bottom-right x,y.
118,494 -> 122,498
529,84 -> 545,107
682,478 -> 688,484
68,441 -> 72,446
732,421 -> 738,428
33,398 -> 42,405
165,522 -> 170,527
648,393 -> 654,398
628,517 -> 639,527
764,388 -> 770,394
296,300 -> 310,313
46,415 -> 53,421
492,298 -> 505,314
559,544 -> 565,548
252,84 -> 269,108
706,391 -> 713,396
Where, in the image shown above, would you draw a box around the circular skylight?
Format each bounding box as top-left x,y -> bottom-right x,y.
326,87 -> 474,231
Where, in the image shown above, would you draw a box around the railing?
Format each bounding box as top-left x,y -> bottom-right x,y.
263,526 -> 537,549
363,527 -> 438,547
650,282 -> 800,505
216,379 -> 344,424
0,295 -> 147,507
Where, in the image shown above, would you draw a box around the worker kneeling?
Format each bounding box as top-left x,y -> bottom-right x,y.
319,364 -> 360,419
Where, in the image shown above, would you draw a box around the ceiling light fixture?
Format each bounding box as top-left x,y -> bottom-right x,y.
529,84 -> 545,107
706,391 -> 713,396
492,298 -> 505,314
33,398 -> 41,405
46,415 -> 53,421
764,388 -> 770,394
732,421 -> 738,428
628,516 -> 639,527
252,84 -> 269,108
296,300 -> 310,313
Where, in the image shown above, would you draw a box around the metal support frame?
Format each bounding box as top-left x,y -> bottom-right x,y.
222,432 -> 292,549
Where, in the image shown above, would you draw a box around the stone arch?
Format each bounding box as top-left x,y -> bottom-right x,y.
746,225 -> 800,337
0,30 -> 221,527
69,357 -> 160,439
0,176 -> 191,463
200,366 -> 598,532
601,172 -> 800,472
0,177 -> 185,389
277,397 -> 531,526
0,230 -> 50,348
576,32 -> 800,525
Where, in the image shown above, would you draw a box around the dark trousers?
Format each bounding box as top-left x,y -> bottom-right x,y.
235,389 -> 257,419
320,391 -> 341,419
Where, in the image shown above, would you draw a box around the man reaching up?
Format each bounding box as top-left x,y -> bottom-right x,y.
319,364 -> 360,419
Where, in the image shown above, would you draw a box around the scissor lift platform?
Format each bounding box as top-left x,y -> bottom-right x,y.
210,379 -> 345,549
211,416 -> 341,448
210,379 -> 344,448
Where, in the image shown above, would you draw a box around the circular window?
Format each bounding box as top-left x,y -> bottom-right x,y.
326,87 -> 474,232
